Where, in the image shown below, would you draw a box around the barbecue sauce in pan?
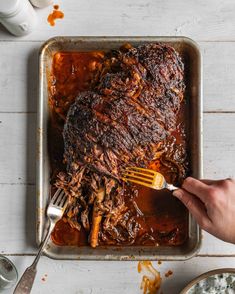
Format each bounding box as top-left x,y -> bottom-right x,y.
48,51 -> 188,247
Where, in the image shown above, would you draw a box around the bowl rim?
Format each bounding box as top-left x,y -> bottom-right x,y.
180,268 -> 235,294
0,254 -> 18,287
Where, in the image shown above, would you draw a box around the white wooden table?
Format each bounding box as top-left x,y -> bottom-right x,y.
0,1 -> 235,293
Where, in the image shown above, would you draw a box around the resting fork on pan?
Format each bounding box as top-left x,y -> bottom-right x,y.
14,189 -> 68,294
122,166 -> 178,191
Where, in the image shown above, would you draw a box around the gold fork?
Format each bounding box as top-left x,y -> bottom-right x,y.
122,166 -> 178,191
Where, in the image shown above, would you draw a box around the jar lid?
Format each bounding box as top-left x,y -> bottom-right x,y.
30,0 -> 53,8
0,0 -> 20,17
0,255 -> 18,290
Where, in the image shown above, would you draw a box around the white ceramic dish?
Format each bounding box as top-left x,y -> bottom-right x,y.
180,268 -> 235,294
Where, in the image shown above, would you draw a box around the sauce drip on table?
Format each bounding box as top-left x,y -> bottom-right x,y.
138,261 -> 162,294
47,5 -> 64,27
48,51 -> 189,247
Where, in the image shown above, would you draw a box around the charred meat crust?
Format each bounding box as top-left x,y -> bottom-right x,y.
64,43 -> 184,177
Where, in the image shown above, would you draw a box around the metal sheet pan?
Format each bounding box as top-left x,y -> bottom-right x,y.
37,36 -> 203,260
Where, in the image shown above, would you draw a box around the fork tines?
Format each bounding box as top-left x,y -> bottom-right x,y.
51,188 -> 67,207
122,166 -> 155,187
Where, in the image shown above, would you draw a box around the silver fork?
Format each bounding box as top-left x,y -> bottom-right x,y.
13,189 -> 68,294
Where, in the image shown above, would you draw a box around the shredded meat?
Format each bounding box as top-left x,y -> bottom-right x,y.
56,43 -> 185,247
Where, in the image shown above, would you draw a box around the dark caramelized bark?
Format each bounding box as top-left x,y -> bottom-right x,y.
63,43 -> 184,178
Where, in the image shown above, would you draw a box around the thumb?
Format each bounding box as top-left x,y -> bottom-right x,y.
173,189 -> 212,231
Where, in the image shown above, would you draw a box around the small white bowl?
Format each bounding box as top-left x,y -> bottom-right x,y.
180,268 -> 235,294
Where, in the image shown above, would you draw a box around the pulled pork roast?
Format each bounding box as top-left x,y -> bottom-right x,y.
56,43 -> 185,247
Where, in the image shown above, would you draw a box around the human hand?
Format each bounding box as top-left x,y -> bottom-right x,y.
173,177 -> 235,244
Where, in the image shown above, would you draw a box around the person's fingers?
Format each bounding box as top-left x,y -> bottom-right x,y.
182,177 -> 210,203
200,179 -> 216,185
173,188 -> 212,230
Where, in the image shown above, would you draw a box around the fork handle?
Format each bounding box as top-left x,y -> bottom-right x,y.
165,183 -> 178,191
13,222 -> 55,294
13,265 -> 37,294
32,221 -> 55,266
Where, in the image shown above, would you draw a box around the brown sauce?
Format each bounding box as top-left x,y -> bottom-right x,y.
165,270 -> 173,278
48,51 -> 189,247
138,261 -> 162,294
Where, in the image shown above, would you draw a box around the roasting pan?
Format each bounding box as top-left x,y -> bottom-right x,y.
37,36 -> 203,260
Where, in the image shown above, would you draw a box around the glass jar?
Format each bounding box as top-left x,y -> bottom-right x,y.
0,0 -> 37,36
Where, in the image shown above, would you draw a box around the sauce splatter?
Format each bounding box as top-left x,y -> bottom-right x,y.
164,270 -> 173,278
158,261 -> 162,265
41,273 -> 48,282
47,5 -> 64,26
138,261 -> 162,294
